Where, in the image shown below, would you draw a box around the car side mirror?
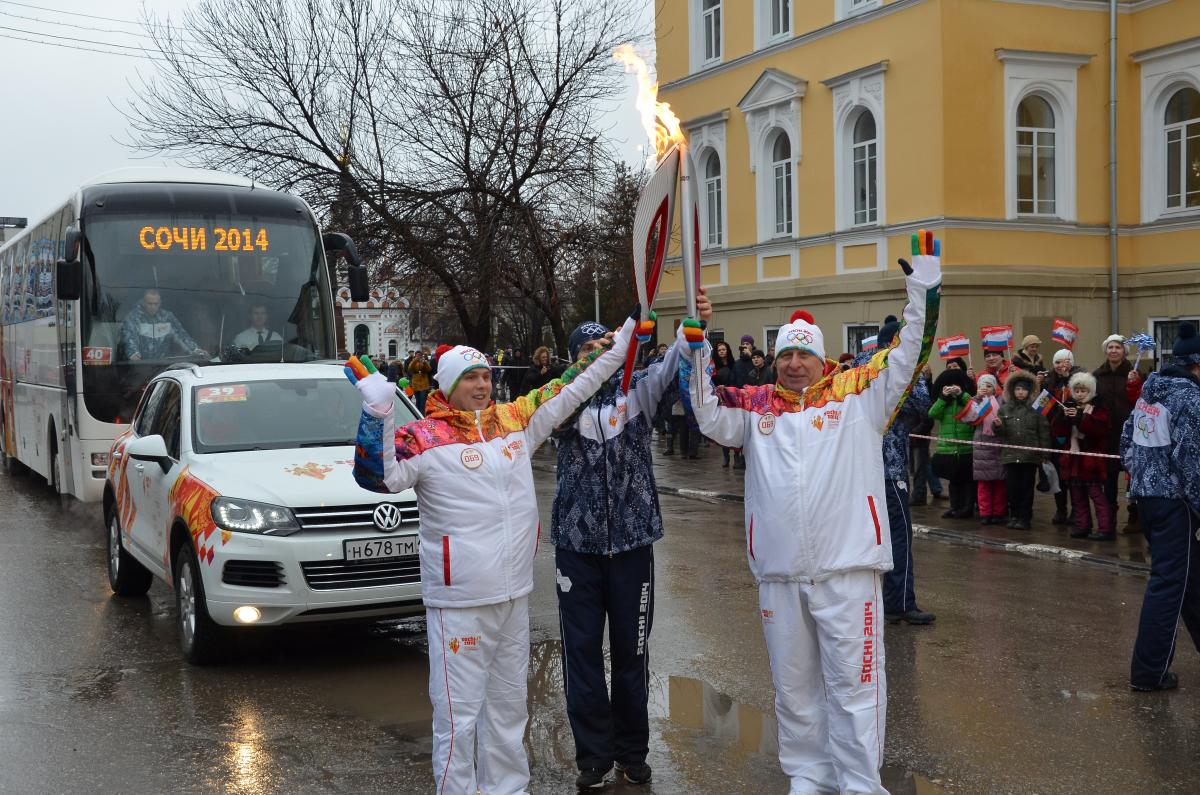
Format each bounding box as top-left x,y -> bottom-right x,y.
322,232 -> 369,302
126,434 -> 171,474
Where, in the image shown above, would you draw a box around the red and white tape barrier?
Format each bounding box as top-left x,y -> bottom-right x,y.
908,434 -> 1121,460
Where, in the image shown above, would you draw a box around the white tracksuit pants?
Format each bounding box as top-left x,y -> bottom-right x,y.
759,570 -> 887,795
427,596 -> 531,795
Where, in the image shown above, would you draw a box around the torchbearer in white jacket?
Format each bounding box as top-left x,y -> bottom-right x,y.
348,314 -> 638,795
681,232 -> 942,795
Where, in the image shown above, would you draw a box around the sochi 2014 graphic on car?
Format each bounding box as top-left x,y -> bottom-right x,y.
168,467 -> 226,565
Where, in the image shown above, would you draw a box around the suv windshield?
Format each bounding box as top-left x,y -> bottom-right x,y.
78,183 -> 335,424
193,378 -> 419,454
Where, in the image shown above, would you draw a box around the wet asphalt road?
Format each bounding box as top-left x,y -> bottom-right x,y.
1,464 -> 1198,794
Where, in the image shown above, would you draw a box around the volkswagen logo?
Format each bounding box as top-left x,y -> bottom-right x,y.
373,503 -> 404,532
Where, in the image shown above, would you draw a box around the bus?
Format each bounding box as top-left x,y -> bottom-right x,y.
0,167 -> 367,502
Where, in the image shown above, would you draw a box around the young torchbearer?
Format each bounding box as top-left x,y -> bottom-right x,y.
551,313 -> 686,789
348,313 -> 638,795
680,233 -> 942,794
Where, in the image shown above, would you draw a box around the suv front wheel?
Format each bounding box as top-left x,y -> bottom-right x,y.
174,543 -> 227,664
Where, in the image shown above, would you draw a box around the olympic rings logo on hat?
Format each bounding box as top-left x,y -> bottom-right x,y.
460,349 -> 486,362
785,329 -> 814,345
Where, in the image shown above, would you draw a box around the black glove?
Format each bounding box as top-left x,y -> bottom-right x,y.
897,258 -> 913,276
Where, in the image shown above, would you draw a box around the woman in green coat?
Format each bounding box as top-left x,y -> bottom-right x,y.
929,364 -> 977,518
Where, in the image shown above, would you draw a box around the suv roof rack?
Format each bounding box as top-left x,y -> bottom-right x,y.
165,362 -> 203,377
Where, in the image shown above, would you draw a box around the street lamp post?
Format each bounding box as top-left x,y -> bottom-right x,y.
588,136 -> 600,322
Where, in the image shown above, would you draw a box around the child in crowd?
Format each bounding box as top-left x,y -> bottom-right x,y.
1061,372 -> 1114,540
969,374 -> 1006,525
993,371 -> 1049,530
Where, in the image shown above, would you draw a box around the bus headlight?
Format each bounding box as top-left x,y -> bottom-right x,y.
211,497 -> 300,535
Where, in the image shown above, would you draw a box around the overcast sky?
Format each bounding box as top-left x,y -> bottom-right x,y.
0,0 -> 652,226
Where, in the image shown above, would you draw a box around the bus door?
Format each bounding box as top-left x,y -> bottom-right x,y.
54,212 -> 80,497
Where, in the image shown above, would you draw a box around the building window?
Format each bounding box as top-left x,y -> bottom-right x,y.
1016,95 -> 1057,215
353,324 -> 370,356
1164,87 -> 1200,211
388,339 -> 398,358
708,328 -> 725,346
764,326 -> 780,355
838,0 -> 881,21
771,134 -> 794,236
851,111 -> 878,226
1152,317 -> 1200,370
704,151 -> 724,247
702,0 -> 722,65
845,323 -> 880,356
771,0 -> 789,37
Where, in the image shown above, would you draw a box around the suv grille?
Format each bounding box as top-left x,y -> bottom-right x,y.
222,560 -> 285,588
300,556 -> 420,590
292,502 -> 419,531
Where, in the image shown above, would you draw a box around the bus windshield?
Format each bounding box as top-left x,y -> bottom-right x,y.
79,184 -> 335,424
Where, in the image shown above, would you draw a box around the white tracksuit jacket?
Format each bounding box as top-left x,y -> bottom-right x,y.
353,318 -> 635,608
685,257 -> 942,582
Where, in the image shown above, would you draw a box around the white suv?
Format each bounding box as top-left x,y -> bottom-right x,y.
103,362 -> 423,663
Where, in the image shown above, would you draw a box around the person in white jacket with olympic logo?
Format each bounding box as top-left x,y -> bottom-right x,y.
680,232 -> 942,795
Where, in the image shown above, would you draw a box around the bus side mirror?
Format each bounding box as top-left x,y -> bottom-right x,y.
322,232 -> 369,303
56,260 -> 82,301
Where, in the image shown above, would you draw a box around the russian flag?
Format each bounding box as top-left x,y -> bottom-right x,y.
1031,389 -> 1055,417
981,324 -> 1014,351
937,335 -> 971,360
955,397 -> 997,426
1051,318 -> 1078,350
861,335 -> 878,353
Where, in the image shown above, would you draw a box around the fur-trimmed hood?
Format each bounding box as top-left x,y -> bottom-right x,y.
1003,369 -> 1037,405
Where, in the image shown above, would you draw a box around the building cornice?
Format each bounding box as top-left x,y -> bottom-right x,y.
1131,35 -> 1200,65
660,0 -> 927,94
820,60 -> 890,90
995,0 -> 1170,14
995,49 -> 1094,68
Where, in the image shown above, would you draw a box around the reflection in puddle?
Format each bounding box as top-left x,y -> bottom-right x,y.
666,674 -> 950,795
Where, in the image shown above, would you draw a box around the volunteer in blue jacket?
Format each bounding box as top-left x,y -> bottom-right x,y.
551,315 -> 686,789
1122,322 -> 1200,692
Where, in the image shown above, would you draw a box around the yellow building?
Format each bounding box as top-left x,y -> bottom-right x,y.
653,0 -> 1200,367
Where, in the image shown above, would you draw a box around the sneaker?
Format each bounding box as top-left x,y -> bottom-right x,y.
615,761 -> 652,785
1087,532 -> 1116,541
576,767 -> 612,789
898,608 -> 936,625
1051,512 -> 1069,525
1069,529 -> 1091,539
1131,672 -> 1178,692
1006,517 -> 1020,529
942,509 -> 958,519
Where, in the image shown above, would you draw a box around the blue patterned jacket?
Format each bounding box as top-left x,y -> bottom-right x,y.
854,351 -> 931,481
1121,366 -> 1200,517
551,341 -> 682,555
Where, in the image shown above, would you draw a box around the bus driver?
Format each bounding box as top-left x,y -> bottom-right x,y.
231,304 -> 283,351
121,288 -> 208,361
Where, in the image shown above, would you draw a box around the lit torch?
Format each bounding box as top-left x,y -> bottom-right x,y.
613,45 -> 701,392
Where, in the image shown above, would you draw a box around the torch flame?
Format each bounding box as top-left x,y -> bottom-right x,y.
613,44 -> 685,166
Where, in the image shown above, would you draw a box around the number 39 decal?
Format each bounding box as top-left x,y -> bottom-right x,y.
196,385 -> 249,405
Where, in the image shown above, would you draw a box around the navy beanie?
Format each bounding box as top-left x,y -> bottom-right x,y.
569,321 -> 609,361
1173,322 -> 1200,366
877,314 -> 901,348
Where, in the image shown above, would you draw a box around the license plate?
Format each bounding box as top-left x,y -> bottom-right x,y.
343,536 -> 419,563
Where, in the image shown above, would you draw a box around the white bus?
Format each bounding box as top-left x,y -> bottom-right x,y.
0,168 -> 367,502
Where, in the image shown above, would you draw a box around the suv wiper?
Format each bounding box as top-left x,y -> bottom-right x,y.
299,440 -> 353,448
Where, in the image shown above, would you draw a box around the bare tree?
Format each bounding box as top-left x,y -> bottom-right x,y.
125,0 -> 643,350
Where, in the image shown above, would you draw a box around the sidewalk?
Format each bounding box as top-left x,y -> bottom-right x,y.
533,436 -> 1151,575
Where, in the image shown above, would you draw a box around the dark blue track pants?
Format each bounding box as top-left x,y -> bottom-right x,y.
555,544 -> 654,770
1131,498 -> 1200,688
883,479 -> 917,615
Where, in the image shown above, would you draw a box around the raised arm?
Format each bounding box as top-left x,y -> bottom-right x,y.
682,329 -> 748,448
516,317 -> 636,449
345,355 -> 419,494
876,233 -> 943,430
626,337 -> 683,420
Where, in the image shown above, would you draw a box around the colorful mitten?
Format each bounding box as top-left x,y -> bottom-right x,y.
343,355 -> 395,413
682,317 -> 705,350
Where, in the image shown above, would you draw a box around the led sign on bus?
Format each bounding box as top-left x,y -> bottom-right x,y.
138,226 -> 270,253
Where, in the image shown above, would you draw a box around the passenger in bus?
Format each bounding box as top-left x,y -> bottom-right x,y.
231,304 -> 283,351
120,288 -> 208,361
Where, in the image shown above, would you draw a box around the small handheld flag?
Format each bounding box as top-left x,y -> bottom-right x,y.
981,324 -> 1014,352
937,334 -> 971,360
1031,389 -> 1055,417
861,335 -> 879,354
955,397 -> 997,426
1051,318 -> 1078,350
1127,332 -> 1156,370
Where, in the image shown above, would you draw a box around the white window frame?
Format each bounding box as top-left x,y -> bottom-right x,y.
738,69 -> 805,247
703,150 -> 725,247
843,323 -> 880,357
755,0 -> 792,50
771,133 -> 795,237
1149,316 -> 1200,371
1015,95 -> 1059,217
825,61 -> 888,232
685,111 -> 729,253
1164,96 -> 1200,212
997,49 -> 1089,222
850,109 -> 879,226
690,0 -> 724,73
763,325 -> 781,355
837,0 -> 880,22
1135,38 -> 1200,222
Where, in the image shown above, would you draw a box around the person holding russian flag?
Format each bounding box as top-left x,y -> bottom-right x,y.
993,370 -> 1051,530
680,231 -> 942,795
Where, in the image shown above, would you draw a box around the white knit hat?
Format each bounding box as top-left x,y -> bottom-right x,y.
1052,349 -> 1074,364
436,345 -> 489,398
775,310 -> 826,361
1101,333 -> 1126,352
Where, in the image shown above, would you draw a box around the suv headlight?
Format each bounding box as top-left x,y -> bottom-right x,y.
211,497 -> 300,536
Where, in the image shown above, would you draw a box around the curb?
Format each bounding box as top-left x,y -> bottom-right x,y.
531,461 -> 1150,576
